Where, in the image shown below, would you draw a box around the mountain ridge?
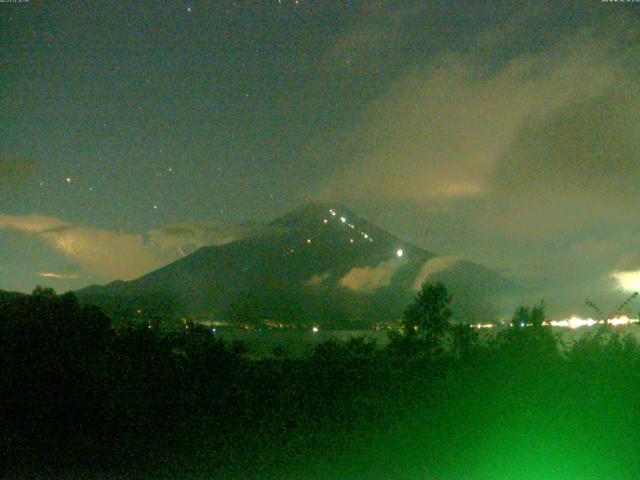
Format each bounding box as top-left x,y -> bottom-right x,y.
77,203 -> 520,325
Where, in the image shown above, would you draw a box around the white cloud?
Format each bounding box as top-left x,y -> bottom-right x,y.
413,256 -> 459,290
339,258 -> 404,292
37,272 -> 81,280
0,214 -> 69,234
0,214 -> 253,282
611,270 -> 640,293
145,221 -> 258,256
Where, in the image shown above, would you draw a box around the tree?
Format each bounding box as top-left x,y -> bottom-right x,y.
510,302 -> 545,328
496,302 -> 558,360
32,285 -> 57,299
402,282 -> 453,350
450,323 -> 480,359
345,336 -> 377,358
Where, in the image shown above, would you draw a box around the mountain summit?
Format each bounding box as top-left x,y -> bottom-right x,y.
78,203 -> 518,325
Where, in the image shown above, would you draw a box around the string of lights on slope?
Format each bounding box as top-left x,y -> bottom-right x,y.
283,208 -> 405,258
279,210 -> 640,331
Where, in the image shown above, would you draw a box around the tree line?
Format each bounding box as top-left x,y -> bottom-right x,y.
2,283 -> 640,479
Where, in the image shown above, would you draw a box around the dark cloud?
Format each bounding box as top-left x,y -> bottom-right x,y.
483,87 -> 640,311
324,22 -> 629,203
318,12 -> 640,315
493,89 -> 640,204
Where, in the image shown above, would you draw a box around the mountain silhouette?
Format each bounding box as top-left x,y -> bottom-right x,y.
77,203 -> 519,326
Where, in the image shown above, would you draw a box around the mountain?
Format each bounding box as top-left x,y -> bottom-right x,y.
0,289 -> 27,305
77,203 -> 519,326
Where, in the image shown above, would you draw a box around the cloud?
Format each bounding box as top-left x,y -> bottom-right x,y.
611,270 -> 640,293
0,214 -> 254,282
37,272 -> 81,280
0,214 -> 70,234
0,214 -> 171,280
490,88 -> 640,217
305,272 -> 331,287
145,221 -> 260,256
339,258 -> 404,293
326,22 -> 630,203
318,12 -> 640,315
413,256 -> 459,290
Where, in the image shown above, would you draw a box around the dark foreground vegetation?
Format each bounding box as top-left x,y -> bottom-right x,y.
2,285 -> 640,479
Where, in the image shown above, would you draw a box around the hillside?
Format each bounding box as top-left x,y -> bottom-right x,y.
77,203 -> 519,325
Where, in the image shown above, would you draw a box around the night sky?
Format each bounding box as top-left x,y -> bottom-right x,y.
1,1 -> 639,316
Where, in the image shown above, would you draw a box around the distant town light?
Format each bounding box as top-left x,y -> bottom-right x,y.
546,315 -> 639,329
